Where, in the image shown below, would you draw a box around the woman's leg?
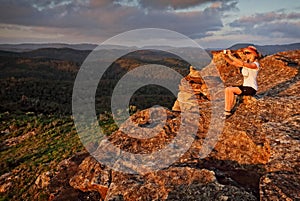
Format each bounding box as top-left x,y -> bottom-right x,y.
225,87 -> 242,112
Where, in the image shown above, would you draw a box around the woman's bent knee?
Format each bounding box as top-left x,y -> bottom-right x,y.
225,86 -> 242,95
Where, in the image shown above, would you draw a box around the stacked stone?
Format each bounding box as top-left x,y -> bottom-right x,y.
172,66 -> 210,112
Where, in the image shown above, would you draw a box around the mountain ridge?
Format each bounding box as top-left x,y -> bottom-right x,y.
0,42 -> 299,56
229,42 -> 300,55
0,43 -> 97,52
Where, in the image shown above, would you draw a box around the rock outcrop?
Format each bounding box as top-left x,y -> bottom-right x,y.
69,156 -> 111,200
42,50 -> 299,200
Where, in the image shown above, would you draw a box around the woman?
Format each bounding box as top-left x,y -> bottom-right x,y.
222,46 -> 260,118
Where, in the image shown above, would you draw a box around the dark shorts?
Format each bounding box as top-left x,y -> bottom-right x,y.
238,86 -> 257,96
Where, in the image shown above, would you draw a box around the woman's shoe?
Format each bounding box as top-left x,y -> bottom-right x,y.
223,110 -> 232,119
223,111 -> 232,115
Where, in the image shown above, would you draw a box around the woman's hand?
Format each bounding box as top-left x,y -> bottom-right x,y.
222,50 -> 243,67
222,50 -> 230,58
226,50 -> 235,59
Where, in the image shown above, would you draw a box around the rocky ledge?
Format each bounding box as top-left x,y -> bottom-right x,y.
34,50 -> 299,200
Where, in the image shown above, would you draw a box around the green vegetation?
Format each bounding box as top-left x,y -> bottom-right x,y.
0,50 -> 190,115
0,112 -> 83,200
0,111 -> 121,200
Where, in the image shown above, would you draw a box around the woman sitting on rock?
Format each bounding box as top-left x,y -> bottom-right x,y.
222,46 -> 260,118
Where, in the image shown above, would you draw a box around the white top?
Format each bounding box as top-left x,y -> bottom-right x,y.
241,61 -> 260,90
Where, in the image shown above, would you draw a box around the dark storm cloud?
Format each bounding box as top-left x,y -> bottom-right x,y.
0,0 -> 232,36
116,8 -> 224,38
0,0 -> 239,42
104,0 -> 238,38
0,0 -> 90,27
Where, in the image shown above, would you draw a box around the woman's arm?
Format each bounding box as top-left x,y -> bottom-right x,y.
223,51 -> 258,70
242,61 -> 259,70
223,53 -> 242,67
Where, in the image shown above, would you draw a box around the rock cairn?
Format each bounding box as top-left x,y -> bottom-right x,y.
172,66 -> 210,112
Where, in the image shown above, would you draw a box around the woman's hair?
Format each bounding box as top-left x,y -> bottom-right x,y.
246,46 -> 260,59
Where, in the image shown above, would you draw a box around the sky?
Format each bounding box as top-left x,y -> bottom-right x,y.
0,0 -> 299,48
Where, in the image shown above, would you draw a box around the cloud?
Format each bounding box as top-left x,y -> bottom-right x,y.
0,0 -> 234,43
118,9 -> 223,36
229,11 -> 300,39
0,23 -> 67,44
253,21 -> 300,38
209,0 -> 238,12
114,0 -> 238,11
137,0 -> 213,10
230,12 -> 300,27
